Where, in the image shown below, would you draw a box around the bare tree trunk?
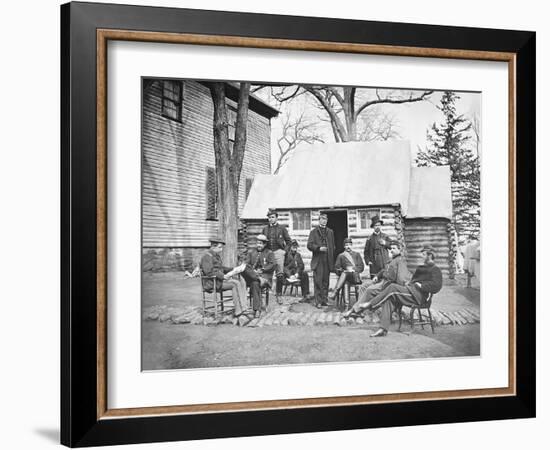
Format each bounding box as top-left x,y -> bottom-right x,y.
208,82 -> 250,266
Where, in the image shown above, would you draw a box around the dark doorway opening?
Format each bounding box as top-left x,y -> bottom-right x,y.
321,209 -> 348,258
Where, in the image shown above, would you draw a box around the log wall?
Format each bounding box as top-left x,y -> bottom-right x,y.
403,218 -> 452,278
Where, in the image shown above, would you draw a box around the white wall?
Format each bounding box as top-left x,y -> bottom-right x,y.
0,0 -> 546,449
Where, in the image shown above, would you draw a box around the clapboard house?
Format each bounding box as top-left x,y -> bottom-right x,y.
241,141 -> 457,278
142,79 -> 278,271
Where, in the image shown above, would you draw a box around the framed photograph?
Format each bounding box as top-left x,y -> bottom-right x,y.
61,1 -> 535,447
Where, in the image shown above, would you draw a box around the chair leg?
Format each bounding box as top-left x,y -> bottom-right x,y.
418,308 -> 424,330
428,308 -> 435,334
398,306 -> 403,331
410,307 -> 415,331
220,291 -> 224,312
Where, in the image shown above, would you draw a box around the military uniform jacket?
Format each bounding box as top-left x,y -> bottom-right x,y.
246,248 -> 276,287
200,249 -> 231,292
334,250 -> 365,275
376,254 -> 411,287
283,251 -> 305,277
307,226 -> 335,272
262,223 -> 292,252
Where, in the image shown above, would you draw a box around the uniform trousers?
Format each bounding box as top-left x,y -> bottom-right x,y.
272,249 -> 286,294
313,255 -> 330,306
368,283 -> 422,331
218,277 -> 248,315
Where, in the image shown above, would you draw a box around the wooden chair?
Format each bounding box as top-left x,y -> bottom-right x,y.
397,293 -> 435,334
335,282 -> 360,311
248,284 -> 270,310
283,279 -> 302,297
199,274 -> 235,319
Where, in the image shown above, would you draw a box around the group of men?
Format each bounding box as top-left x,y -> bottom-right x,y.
200,208 -> 443,336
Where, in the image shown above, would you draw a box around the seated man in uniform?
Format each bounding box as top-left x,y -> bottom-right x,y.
199,237 -> 249,317
344,239 -> 411,317
241,234 -> 276,318
276,239 -> 310,301
329,237 -> 365,307
356,245 -> 443,337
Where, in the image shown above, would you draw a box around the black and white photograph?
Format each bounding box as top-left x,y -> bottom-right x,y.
141,79 -> 482,370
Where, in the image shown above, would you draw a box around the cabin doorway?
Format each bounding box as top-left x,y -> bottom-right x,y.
321,209 -> 348,257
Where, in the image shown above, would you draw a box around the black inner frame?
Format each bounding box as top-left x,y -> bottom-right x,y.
61,1 -> 536,447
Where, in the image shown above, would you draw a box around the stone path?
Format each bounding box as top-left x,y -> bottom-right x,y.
143,295 -> 480,328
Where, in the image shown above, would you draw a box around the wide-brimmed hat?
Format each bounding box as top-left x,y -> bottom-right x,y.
256,234 -> 268,242
290,239 -> 299,247
343,237 -> 353,244
209,237 -> 226,245
266,208 -> 278,217
387,239 -> 401,248
371,215 -> 383,227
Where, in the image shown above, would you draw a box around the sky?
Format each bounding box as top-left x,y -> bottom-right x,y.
254,86 -> 481,175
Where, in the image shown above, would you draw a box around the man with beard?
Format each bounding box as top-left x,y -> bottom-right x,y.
329,237 -> 365,307
355,245 -> 443,337
363,215 -> 390,278
343,239 -> 410,317
241,234 -> 276,318
199,237 -> 249,317
307,212 -> 335,308
277,239 -> 310,301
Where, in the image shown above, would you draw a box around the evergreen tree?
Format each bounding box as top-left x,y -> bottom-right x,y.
416,91 -> 480,242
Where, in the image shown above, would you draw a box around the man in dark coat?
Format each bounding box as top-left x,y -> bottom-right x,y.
262,209 -> 292,304
344,239 -> 411,316
307,212 -> 335,308
276,239 -> 310,300
363,215 -> 390,278
330,237 -> 365,307
241,234 -> 276,318
359,245 -> 443,337
199,238 -> 249,316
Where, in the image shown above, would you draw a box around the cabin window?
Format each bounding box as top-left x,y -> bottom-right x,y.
205,167 -> 217,220
291,210 -> 311,231
357,208 -> 382,230
245,177 -> 253,200
161,80 -> 183,121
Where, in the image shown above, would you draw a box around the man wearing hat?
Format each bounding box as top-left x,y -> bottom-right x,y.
307,212 -> 335,307
330,237 -> 365,307
353,244 -> 443,337
199,238 -> 249,316
344,239 -> 411,317
262,209 -> 292,304
241,234 -> 276,318
277,239 -> 310,301
363,215 -> 391,278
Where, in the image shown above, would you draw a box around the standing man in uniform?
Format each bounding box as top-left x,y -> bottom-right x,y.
262,209 -> 292,304
363,215 -> 390,278
307,212 -> 335,308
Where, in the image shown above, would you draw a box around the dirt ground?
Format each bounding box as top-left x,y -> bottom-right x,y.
141,273 -> 480,370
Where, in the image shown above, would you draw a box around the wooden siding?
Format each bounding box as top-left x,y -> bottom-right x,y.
403,218 -> 451,278
142,80 -> 271,250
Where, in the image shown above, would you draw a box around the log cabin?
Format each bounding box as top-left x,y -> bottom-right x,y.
142,79 -> 278,271
241,141 -> 457,279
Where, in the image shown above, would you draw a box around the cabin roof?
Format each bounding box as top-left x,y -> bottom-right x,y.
241,141 -> 452,220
